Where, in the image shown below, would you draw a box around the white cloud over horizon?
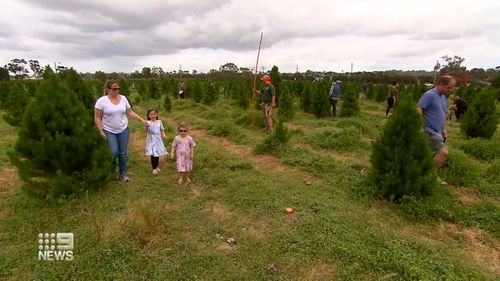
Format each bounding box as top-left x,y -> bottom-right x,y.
1,0 -> 499,74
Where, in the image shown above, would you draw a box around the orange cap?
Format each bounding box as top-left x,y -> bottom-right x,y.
260,74 -> 271,84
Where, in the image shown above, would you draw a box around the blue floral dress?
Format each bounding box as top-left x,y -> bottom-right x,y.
145,120 -> 167,157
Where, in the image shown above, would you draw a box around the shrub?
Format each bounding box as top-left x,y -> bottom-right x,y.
163,94 -> 171,112
309,127 -> 366,152
255,120 -> 290,154
369,97 -> 436,201
336,117 -> 377,136
206,121 -> 248,145
439,149 -> 480,187
455,138 -> 500,161
460,88 -> 497,139
484,159 -> 500,184
234,110 -> 266,129
3,82 -> 30,126
9,70 -> 110,199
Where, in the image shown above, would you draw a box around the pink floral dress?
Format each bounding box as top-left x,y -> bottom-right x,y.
172,135 -> 196,172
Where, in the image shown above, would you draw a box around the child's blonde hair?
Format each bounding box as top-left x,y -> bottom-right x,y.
176,122 -> 189,133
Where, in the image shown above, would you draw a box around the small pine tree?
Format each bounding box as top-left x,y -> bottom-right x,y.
118,79 -> 131,97
202,81 -> 218,105
3,82 -> 30,126
136,80 -> 147,100
300,83 -> 312,113
269,66 -> 282,105
147,80 -> 160,100
0,81 -> 11,108
461,88 -> 498,139
339,83 -> 360,117
277,84 -> 295,121
369,97 -> 436,200
188,80 -> 203,103
255,119 -> 290,154
374,84 -> 388,103
163,93 -> 171,112
9,70 -> 110,199
311,80 -> 330,118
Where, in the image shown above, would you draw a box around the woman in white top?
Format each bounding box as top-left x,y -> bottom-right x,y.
94,80 -> 147,182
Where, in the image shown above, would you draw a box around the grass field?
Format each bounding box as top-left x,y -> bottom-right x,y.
0,96 -> 498,280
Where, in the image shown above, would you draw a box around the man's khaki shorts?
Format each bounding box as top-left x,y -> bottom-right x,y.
261,104 -> 273,117
425,131 -> 445,153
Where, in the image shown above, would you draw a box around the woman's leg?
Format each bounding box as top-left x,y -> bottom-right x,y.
104,130 -> 119,175
116,127 -> 130,177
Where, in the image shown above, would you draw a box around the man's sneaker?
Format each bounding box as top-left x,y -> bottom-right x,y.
120,174 -> 129,182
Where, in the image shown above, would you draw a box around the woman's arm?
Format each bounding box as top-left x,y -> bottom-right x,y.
126,109 -> 147,126
94,108 -> 106,138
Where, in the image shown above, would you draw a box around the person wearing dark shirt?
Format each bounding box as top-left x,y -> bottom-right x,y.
452,96 -> 468,121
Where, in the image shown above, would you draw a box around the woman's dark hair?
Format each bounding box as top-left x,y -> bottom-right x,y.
146,108 -> 158,120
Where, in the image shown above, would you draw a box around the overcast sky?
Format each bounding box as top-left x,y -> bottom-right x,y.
1,0 -> 500,74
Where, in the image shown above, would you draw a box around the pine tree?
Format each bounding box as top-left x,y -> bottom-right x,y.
147,79 -> 160,100
59,68 -> 96,116
339,83 -> 360,117
255,119 -> 290,154
9,70 -> 110,199
163,93 -> 171,112
369,97 -> 436,200
277,84 -> 295,121
202,81 -> 218,105
187,80 -> 203,103
118,79 -> 131,97
0,81 -> 11,109
136,80 -> 147,100
311,80 -> 329,118
374,84 -> 389,103
269,66 -> 282,105
461,88 -> 497,139
300,83 -> 312,113
3,81 -> 30,126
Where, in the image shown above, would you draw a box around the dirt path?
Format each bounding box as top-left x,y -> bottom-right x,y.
163,118 -> 322,186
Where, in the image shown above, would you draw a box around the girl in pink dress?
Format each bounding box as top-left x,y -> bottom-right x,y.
170,122 -> 196,185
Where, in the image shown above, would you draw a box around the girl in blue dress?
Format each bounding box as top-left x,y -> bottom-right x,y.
145,108 -> 168,174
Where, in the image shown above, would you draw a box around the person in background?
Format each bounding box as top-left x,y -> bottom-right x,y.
254,74 -> 276,133
94,80 -> 148,182
417,75 -> 456,169
330,80 -> 341,118
386,81 -> 398,117
452,96 -> 469,121
178,81 -> 186,99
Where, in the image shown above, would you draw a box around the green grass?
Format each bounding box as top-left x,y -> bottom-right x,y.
0,96 -> 498,280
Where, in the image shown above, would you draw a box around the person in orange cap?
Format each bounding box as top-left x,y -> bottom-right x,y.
254,74 -> 276,133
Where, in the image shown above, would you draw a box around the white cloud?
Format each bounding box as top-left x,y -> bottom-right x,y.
1,0 -> 500,73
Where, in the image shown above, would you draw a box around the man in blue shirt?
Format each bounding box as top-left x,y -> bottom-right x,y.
330,80 -> 341,118
417,75 -> 456,168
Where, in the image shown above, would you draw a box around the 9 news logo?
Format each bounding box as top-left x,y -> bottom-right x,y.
37,233 -> 74,261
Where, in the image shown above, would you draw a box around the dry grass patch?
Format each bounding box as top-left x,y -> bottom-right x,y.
450,187 -> 481,205
285,259 -> 336,281
0,166 -> 20,198
100,199 -> 168,250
